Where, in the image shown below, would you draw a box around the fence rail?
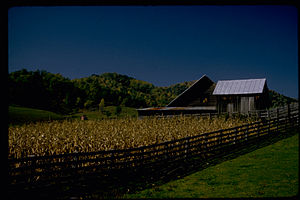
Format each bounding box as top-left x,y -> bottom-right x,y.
8,103 -> 299,198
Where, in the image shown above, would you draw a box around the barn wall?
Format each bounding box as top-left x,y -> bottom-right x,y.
217,92 -> 269,113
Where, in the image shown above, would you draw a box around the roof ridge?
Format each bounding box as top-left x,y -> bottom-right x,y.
217,78 -> 266,82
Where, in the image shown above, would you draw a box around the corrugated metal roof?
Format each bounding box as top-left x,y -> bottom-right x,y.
213,78 -> 266,95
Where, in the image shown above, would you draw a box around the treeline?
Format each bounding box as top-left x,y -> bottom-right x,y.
268,90 -> 298,108
8,69 -> 192,114
8,69 -> 297,114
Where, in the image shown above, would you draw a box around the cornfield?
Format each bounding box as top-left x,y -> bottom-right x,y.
8,116 -> 254,159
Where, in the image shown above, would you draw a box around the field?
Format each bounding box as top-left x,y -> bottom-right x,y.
8,115 -> 254,159
9,106 -> 64,125
9,105 -> 138,126
125,131 -> 299,198
70,106 -> 138,119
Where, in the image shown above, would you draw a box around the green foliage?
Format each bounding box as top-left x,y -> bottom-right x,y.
269,90 -> 297,108
9,69 -> 192,114
9,69 -> 81,114
9,106 -> 64,126
115,105 -> 122,115
71,106 -> 138,119
84,100 -> 93,109
99,98 -> 105,112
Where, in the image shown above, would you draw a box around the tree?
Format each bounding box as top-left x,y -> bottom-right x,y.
84,100 -> 93,109
115,105 -> 122,115
99,98 -> 105,112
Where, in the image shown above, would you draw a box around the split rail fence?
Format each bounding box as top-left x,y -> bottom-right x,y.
8,103 -> 299,198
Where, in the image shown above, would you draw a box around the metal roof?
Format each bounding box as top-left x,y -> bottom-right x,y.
213,78 -> 266,95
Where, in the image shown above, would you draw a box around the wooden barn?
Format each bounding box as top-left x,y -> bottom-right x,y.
137,75 -> 270,116
213,78 -> 270,113
137,75 -> 217,116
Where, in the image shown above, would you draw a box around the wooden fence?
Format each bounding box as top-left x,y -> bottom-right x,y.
8,103 -> 299,198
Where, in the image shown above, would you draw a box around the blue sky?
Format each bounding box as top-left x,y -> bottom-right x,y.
8,6 -> 298,98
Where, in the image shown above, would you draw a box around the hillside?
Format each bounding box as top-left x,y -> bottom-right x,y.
72,72 -> 194,109
8,69 -> 296,114
9,105 -> 64,125
8,69 -> 193,114
268,90 -> 298,108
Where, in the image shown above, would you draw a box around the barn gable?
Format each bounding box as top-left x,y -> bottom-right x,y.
167,75 -> 216,107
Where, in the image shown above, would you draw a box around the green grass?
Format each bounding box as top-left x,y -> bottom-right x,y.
70,106 -> 138,120
125,132 -> 299,198
9,106 -> 64,126
9,105 -> 138,126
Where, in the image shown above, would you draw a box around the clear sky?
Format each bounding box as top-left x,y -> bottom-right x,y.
8,6 -> 298,98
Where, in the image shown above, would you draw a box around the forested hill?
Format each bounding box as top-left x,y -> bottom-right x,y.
8,69 -> 193,114
9,69 -> 297,114
72,73 -> 193,109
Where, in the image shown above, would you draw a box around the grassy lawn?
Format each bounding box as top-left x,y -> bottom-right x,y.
125,132 -> 299,198
69,106 -> 138,120
9,105 -> 138,126
9,106 -> 64,126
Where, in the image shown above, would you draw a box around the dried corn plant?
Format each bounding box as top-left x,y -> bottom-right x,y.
8,116 -> 254,159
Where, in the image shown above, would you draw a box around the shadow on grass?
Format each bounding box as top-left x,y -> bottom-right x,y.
9,129 -> 299,199
117,129 -> 299,199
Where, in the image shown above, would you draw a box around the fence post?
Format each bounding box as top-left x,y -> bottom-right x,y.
165,143 -> 169,161
277,108 -> 279,133
257,123 -> 260,137
139,148 -> 144,167
110,152 -> 115,169
233,128 -> 237,144
245,124 -> 248,141
219,130 -> 222,145
288,103 -> 291,120
284,114 -> 288,132
204,136 -> 208,158
184,138 -> 189,160
72,152 -> 78,169
268,118 -> 270,135
287,103 -> 291,129
29,155 -> 36,185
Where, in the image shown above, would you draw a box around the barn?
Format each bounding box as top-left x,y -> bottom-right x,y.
137,75 -> 217,116
137,75 -> 270,116
213,78 -> 270,113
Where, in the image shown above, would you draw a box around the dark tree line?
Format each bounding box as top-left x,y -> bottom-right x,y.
268,90 -> 298,108
8,69 -> 192,114
9,69 -> 82,114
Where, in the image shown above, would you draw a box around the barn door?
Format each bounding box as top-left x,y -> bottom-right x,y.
249,97 -> 255,111
241,96 -> 255,113
227,103 -> 234,113
241,97 -> 249,113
